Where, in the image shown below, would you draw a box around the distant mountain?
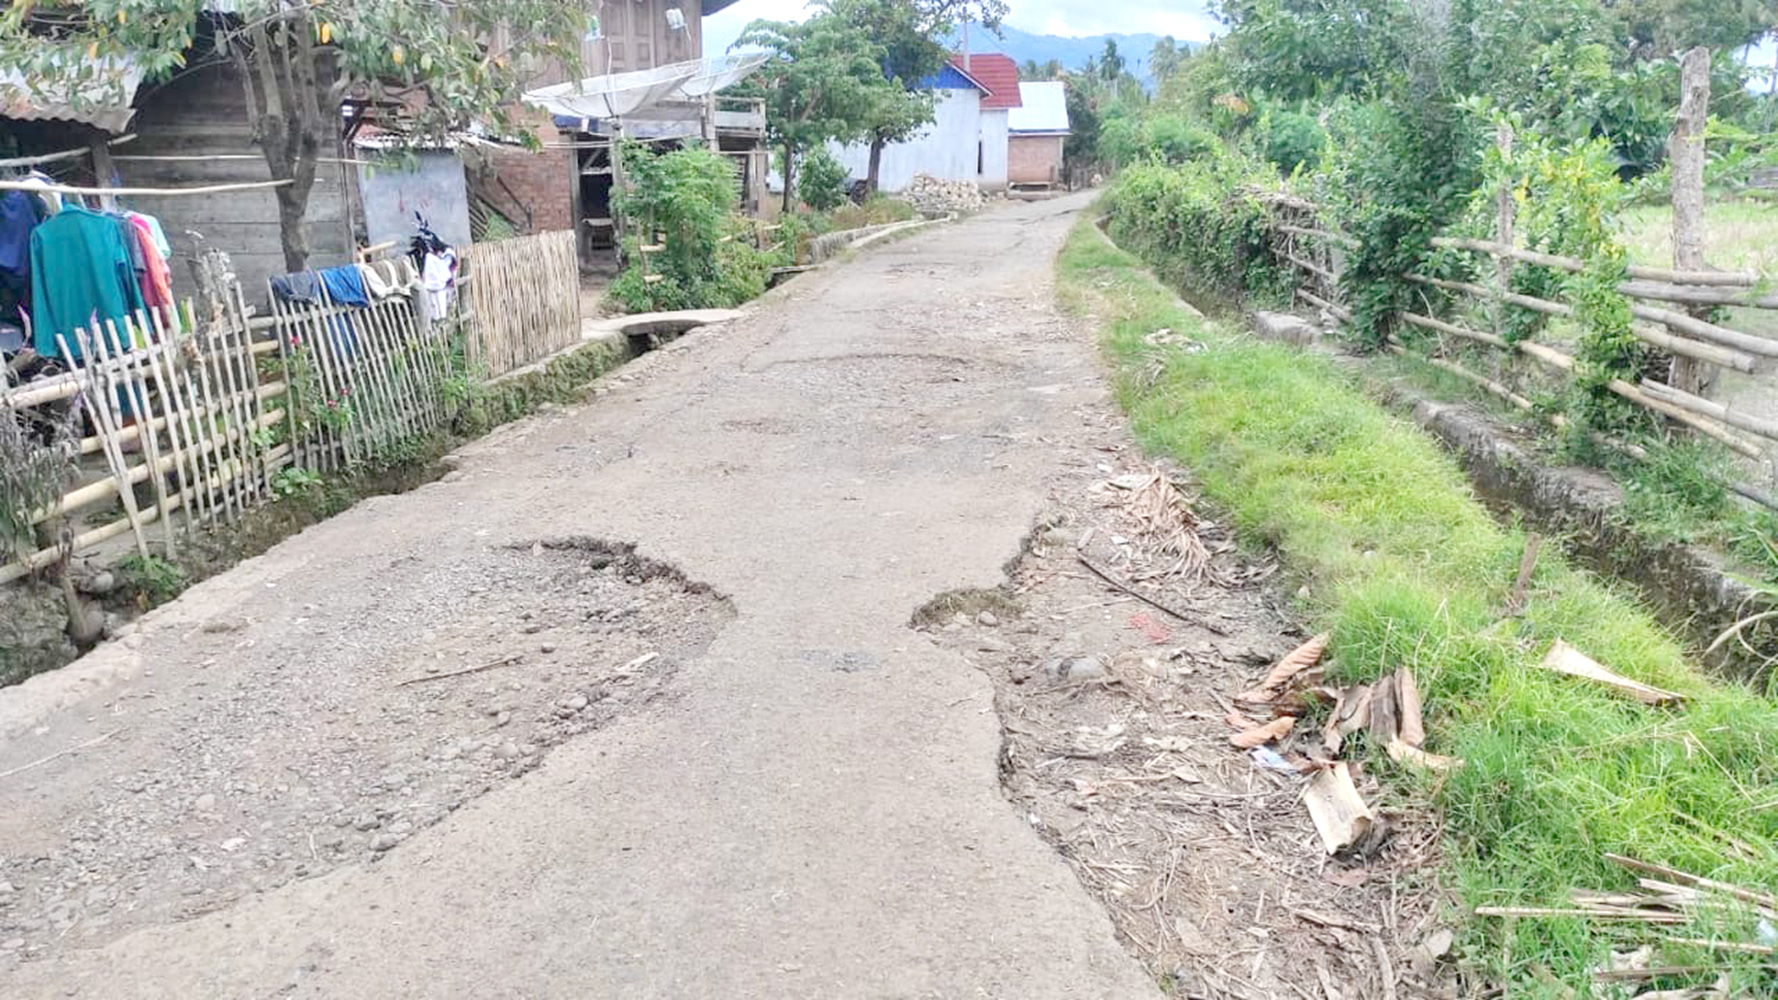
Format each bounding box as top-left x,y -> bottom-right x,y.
949,22 -> 1196,86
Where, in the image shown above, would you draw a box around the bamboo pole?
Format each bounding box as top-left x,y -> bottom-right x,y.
60,330 -> 151,561
1386,341 -> 1535,410
0,178 -> 295,197
348,293 -> 407,450
225,283 -> 270,504
138,311 -> 197,533
104,319 -> 176,557
1404,274 -> 1766,366
203,307 -> 252,515
1276,223 -> 1358,249
185,315 -> 242,521
379,294 -> 433,438
1296,288 -> 1353,323
1430,236 -> 1759,288
163,320 -> 221,523
269,296 -> 306,473
1639,379 -> 1778,443
1494,124 -> 1516,341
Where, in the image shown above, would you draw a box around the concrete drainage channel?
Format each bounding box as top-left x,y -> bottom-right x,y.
0,538 -> 732,964
1249,310 -> 1778,681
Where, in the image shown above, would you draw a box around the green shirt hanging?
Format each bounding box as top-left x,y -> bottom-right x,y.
30,204 -> 146,359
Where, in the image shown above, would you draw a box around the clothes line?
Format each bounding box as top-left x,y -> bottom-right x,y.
0,134 -> 138,169
112,154 -> 372,165
0,178 -> 294,197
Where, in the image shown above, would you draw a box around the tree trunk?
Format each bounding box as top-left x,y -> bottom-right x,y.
275,185 -> 313,273
866,135 -> 886,196
237,14 -> 328,275
1669,46 -> 1711,396
782,141 -> 797,214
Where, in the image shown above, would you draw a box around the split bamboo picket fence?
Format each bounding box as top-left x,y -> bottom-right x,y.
1,231 -> 582,585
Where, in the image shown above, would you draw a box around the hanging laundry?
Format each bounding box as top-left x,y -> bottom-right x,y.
357,257 -> 419,300
318,265 -> 370,307
0,190 -> 43,285
269,270 -> 323,305
125,211 -> 171,260
29,204 -> 146,359
129,214 -> 175,326
18,172 -> 62,217
421,248 -> 457,321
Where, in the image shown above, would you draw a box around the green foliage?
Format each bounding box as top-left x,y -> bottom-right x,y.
117,553 -> 188,608
1257,108 -> 1324,175
609,145 -> 777,313
1103,153 -> 1290,304
798,147 -> 850,212
0,403 -> 80,569
736,10 -> 905,208
271,466 -> 326,502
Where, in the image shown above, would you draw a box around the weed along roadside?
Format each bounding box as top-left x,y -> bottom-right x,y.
1058,215 -> 1778,994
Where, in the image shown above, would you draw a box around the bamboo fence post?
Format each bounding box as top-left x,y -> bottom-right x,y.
268,295 -> 306,474
1493,124 -> 1515,342
1669,45 -> 1713,396
378,295 -> 433,437
293,292 -> 355,469
193,312 -> 248,519
166,318 -> 223,522
108,318 -> 176,557
60,330 -> 151,561
407,295 -> 448,427
138,310 -> 197,533
226,283 -> 270,502
204,304 -> 252,514
354,294 -> 411,448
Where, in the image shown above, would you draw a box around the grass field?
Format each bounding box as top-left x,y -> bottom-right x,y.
1059,216 -> 1778,996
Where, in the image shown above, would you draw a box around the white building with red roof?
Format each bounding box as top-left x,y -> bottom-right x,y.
831,51 -> 1024,194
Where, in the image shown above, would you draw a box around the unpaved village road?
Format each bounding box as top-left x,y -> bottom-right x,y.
1,194 -> 1169,998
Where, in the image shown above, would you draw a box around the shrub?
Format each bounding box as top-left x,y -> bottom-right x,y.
608,143 -> 776,312
1259,109 -> 1325,175
797,147 -> 850,212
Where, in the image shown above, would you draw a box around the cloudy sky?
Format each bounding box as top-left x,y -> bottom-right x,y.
703,1 -> 1222,55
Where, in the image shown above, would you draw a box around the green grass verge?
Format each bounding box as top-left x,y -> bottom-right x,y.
1058,216 -> 1778,995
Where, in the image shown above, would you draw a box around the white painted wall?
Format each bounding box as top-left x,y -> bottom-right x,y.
979,108 -> 1009,190
832,88 -> 984,192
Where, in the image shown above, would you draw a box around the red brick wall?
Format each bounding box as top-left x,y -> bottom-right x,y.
477,115 -> 573,234
1008,135 -> 1064,185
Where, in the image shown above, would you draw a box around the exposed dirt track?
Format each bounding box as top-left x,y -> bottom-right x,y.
0,194 -> 1432,998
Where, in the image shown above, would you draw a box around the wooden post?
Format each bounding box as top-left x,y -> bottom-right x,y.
1670,46 -> 1712,397
1493,124 -> 1515,341
88,131 -> 118,212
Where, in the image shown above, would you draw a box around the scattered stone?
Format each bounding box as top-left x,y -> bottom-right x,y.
540,643 -> 557,654
368,834 -> 400,853
386,821 -> 413,837
352,814 -> 381,832
564,694 -> 589,712
903,173 -> 988,215
977,636 -> 1014,653
79,571 -> 117,596
976,611 -> 999,627
1,938 -> 23,951
1048,656 -> 1106,684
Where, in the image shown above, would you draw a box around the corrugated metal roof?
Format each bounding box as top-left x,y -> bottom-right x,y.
1009,81 -> 1069,134
0,55 -> 144,134
948,53 -> 1021,109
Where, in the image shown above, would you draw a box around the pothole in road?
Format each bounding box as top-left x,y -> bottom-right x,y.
914,483 -> 1444,997
0,538 -> 731,965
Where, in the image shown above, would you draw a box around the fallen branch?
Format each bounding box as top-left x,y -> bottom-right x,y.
1076,553 -> 1226,635
0,728 -> 125,779
1505,533 -> 1542,616
395,653 -> 525,687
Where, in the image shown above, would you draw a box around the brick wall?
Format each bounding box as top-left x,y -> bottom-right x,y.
473,114 -> 574,234
1008,135 -> 1064,186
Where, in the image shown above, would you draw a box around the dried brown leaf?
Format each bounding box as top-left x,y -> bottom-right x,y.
1229,715 -> 1295,748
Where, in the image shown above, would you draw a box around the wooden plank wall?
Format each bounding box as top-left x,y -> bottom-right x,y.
521,0 -> 705,87
114,62 -> 354,304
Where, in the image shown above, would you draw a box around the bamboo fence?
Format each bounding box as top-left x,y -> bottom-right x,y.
2,301 -> 287,585
3,234 -> 584,585
1271,168 -> 1778,491
460,229 -> 580,377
